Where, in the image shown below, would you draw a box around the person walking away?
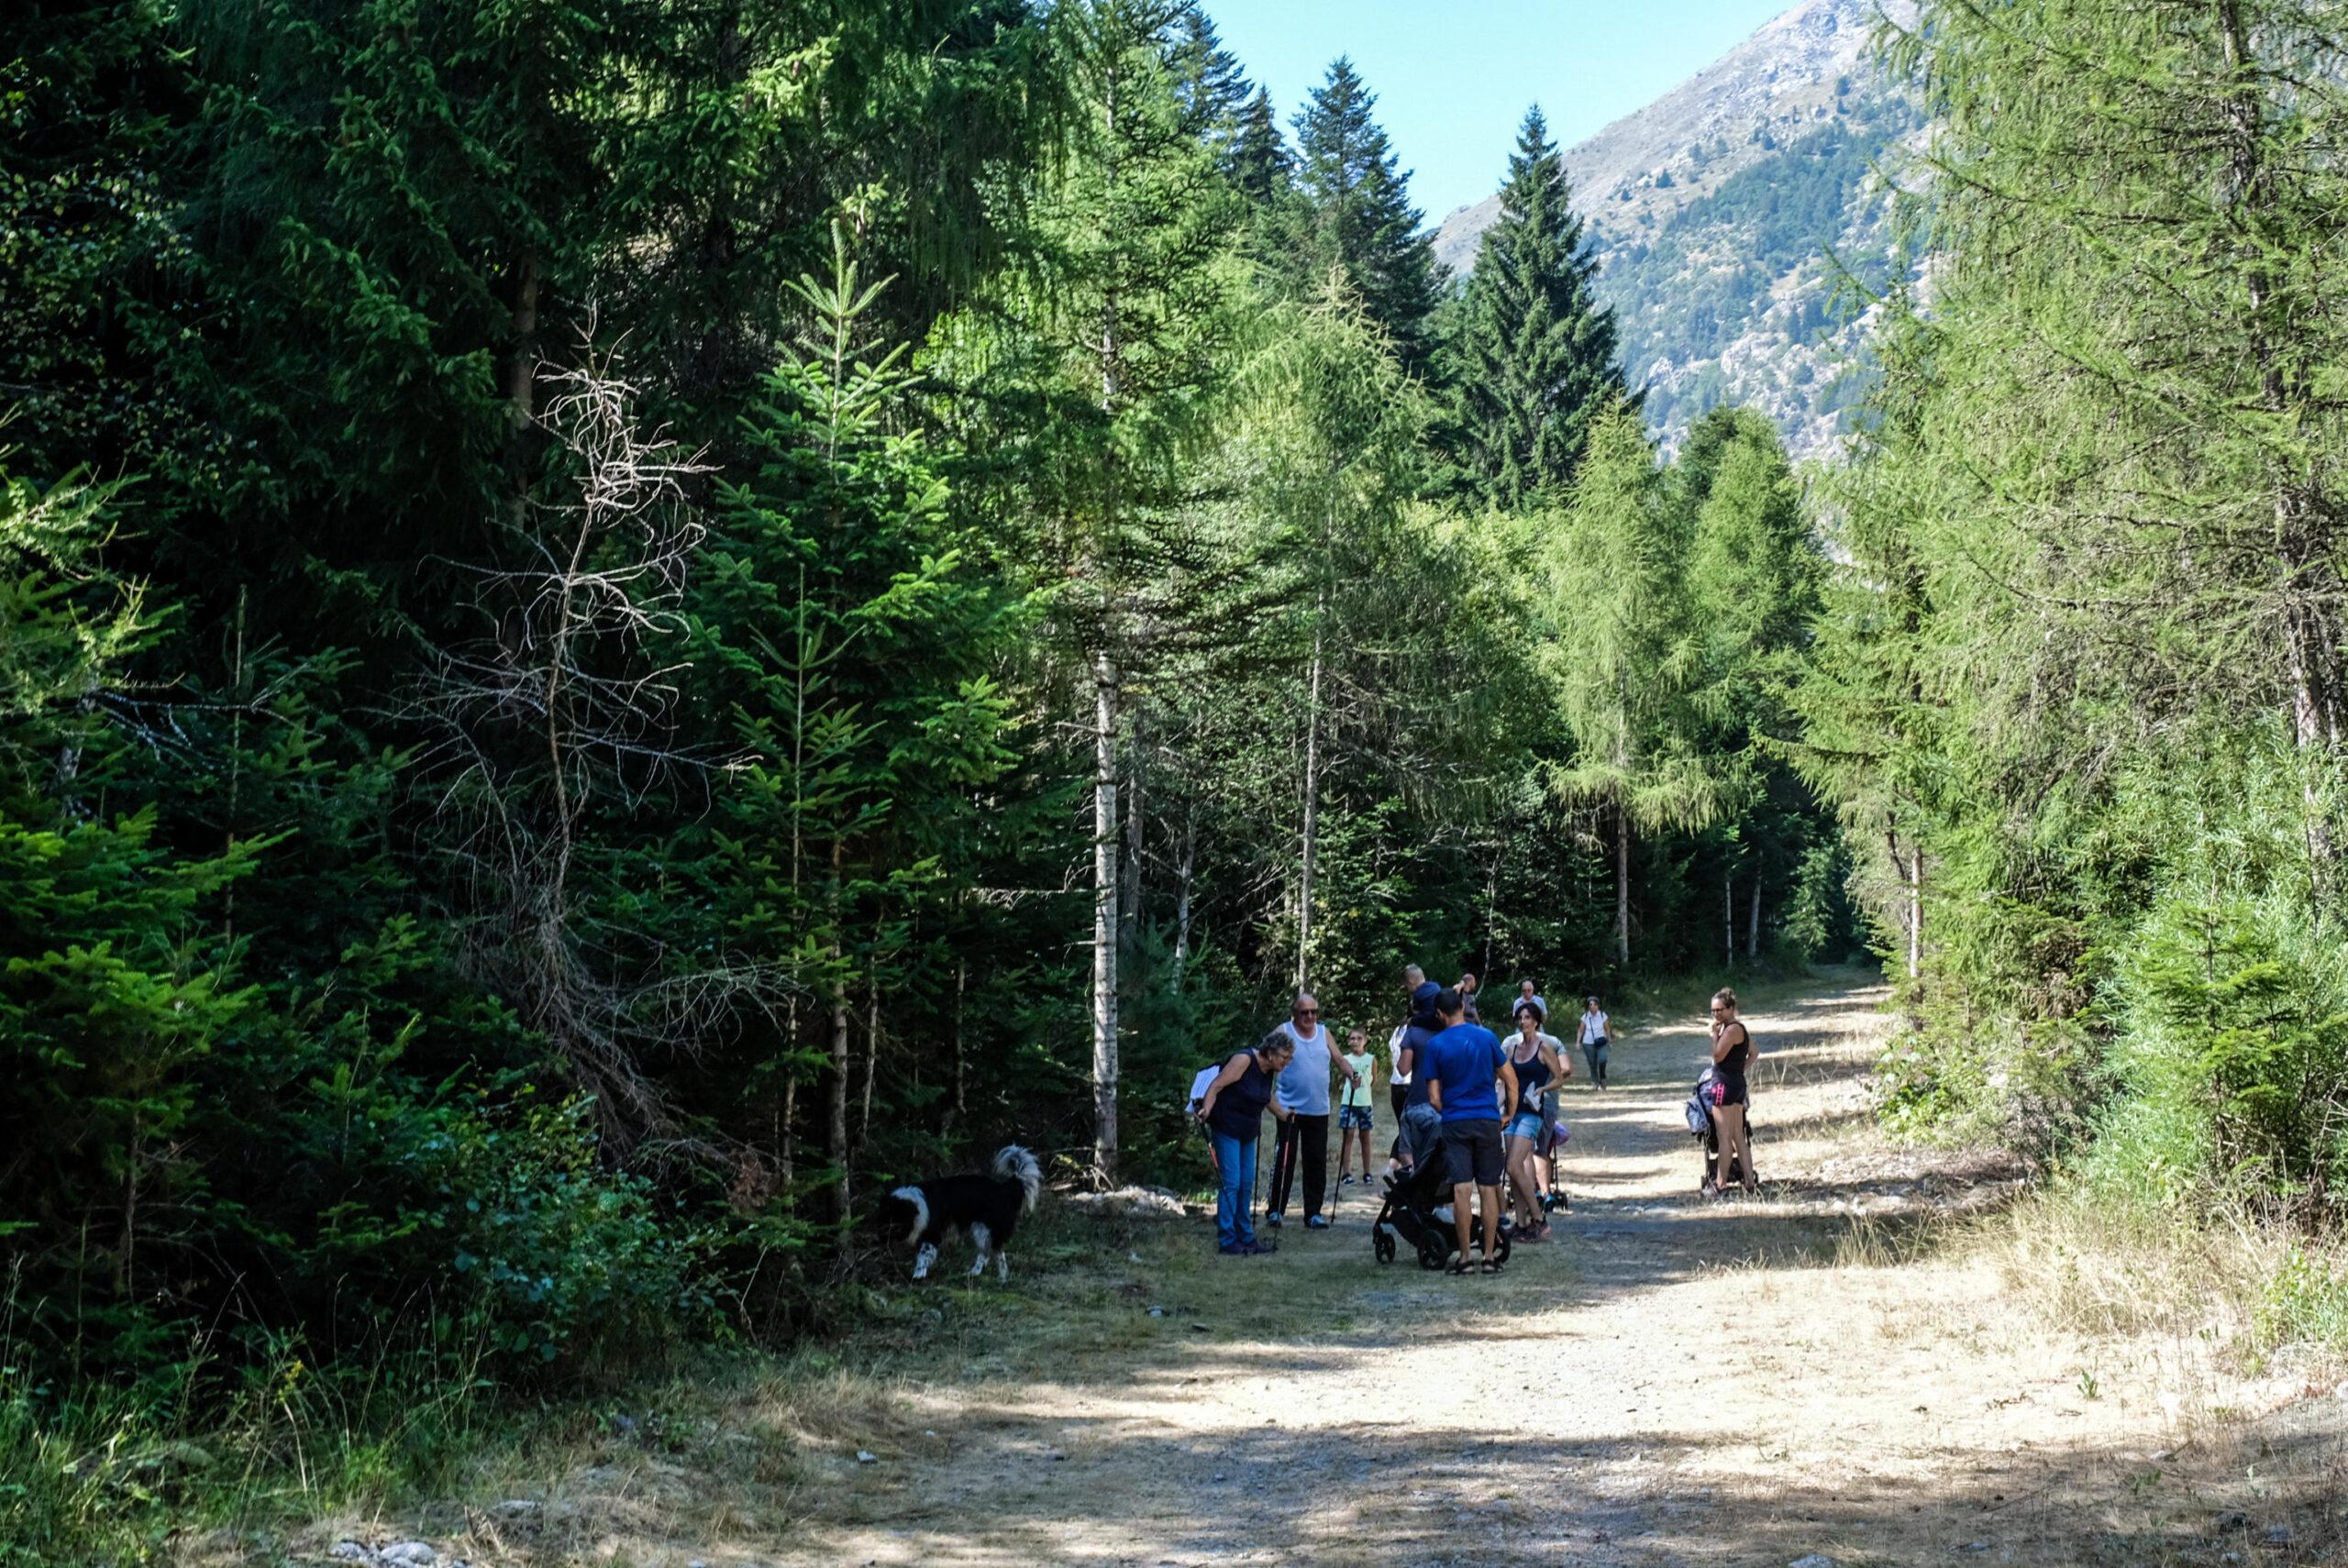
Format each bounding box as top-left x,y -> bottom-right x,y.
1456,972 -> 1482,1021
1335,1028 -> 1377,1189
1264,993 -> 1360,1230
1391,980 -> 1445,1180
1502,1003 -> 1567,1239
1195,1034 -> 1298,1253
1425,988 -> 1516,1274
1577,996 -> 1611,1088
1706,988 -> 1757,1198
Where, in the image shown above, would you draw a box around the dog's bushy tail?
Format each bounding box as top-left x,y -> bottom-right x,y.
993,1144 -> 1042,1213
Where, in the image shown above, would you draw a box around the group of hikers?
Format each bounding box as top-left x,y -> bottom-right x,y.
1192,968 -> 1756,1267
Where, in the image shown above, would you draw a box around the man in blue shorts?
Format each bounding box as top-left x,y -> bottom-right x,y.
1425,987 -> 1516,1273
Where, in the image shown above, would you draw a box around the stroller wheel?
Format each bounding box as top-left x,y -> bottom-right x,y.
1490,1231 -> 1512,1267
1416,1236 -> 1450,1271
1373,1229 -> 1397,1264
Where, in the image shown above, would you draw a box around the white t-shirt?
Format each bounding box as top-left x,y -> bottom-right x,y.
1578,1010 -> 1611,1045
1386,1023 -> 1411,1086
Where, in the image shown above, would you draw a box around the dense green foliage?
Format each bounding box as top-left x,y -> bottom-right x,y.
1797,0 -> 2348,1224
1,0 -> 1851,1470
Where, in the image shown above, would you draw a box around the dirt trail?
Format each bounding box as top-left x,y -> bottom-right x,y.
419,980 -> 2344,1568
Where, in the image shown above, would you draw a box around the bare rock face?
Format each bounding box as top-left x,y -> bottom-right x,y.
1433,0 -> 1923,461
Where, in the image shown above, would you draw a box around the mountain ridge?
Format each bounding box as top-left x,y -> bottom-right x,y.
1434,0 -> 1920,459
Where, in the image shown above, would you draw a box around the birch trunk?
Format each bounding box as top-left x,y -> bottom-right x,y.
1173,808 -> 1195,995
1906,844 -> 1923,981
1724,872 -> 1734,970
1747,877 -> 1761,959
1091,646 -> 1121,1186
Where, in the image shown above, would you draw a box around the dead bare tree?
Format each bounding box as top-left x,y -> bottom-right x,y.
408,333 -> 788,1145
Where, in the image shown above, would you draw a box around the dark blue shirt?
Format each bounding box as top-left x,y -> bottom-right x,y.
1206,1052 -> 1275,1143
1399,1021 -> 1441,1109
1428,1023 -> 1507,1123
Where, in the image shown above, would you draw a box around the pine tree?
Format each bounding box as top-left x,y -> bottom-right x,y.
1454,105 -> 1628,507
1292,57 -> 1445,377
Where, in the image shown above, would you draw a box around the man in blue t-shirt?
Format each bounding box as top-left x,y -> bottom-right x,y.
1424,988 -> 1517,1273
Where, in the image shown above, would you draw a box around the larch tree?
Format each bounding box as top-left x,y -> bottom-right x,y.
940,0 -> 1245,1185
1541,403 -> 1724,966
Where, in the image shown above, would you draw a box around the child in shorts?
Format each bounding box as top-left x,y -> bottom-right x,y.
1335,1028 -> 1376,1187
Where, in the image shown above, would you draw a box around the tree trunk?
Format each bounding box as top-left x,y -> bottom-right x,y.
1091,646 -> 1121,1187
2218,0 -> 2338,875
1173,808 -> 1195,995
828,840 -> 850,1230
1724,872 -> 1734,970
1906,844 -> 1923,981
858,980 -> 879,1154
1296,611 -> 1325,993
1613,804 -> 1631,967
1123,704 -> 1146,942
1747,877 -> 1762,959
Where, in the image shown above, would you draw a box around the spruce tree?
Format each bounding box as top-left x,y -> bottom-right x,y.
1230,85 -> 1291,203
1455,105 -> 1627,507
1292,57 -> 1445,376
1171,4 -> 1250,160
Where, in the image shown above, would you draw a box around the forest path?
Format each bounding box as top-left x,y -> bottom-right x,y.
397,977 -> 2342,1568
703,977 -> 2297,1568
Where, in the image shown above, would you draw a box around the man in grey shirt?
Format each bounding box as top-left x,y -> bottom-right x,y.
1263,991 -> 1362,1231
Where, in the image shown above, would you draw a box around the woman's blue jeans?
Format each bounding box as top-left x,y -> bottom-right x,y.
1212,1130 -> 1258,1248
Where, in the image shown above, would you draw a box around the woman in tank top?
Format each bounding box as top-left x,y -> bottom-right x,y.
1502,1001 -> 1567,1240
1706,988 -> 1757,1198
1196,1034 -> 1297,1254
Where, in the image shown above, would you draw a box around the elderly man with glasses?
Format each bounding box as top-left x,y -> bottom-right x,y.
1262,992 -> 1361,1231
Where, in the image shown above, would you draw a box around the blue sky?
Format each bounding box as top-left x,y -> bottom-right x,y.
1210,1 -> 1794,221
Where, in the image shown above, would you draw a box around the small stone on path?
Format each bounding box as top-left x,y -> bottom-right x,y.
1789,1556 -> 1836,1568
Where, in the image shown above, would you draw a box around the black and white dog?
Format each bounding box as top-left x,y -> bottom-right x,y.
880,1144 -> 1041,1281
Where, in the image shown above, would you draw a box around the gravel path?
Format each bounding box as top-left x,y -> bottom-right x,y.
336,979 -> 2341,1568
741,981 -> 2294,1568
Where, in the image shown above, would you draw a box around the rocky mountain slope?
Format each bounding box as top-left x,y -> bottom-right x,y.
1433,0 -> 1921,460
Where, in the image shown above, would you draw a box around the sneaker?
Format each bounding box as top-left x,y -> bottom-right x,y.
1305,1214 -> 1331,1230
1218,1242 -> 1250,1255
1264,1211 -> 1283,1229
1336,1175 -> 1352,1188
1246,1238 -> 1278,1254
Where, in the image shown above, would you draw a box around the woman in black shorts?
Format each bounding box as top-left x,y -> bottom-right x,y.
1707,987 -> 1756,1197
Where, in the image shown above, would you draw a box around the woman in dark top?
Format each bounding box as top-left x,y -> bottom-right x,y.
1707,988 -> 1757,1197
1503,1003 -> 1567,1239
1196,1034 -> 1297,1254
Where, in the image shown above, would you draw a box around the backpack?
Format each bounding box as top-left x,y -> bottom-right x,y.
1186,1064 -> 1222,1116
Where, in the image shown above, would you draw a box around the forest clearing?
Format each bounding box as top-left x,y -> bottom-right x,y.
255,981 -> 2344,1568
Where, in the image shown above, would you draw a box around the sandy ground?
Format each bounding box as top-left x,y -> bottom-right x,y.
334,980 -> 2348,1568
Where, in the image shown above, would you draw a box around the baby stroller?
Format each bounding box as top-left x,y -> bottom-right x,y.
1684,1065 -> 1759,1191
1370,1137 -> 1514,1271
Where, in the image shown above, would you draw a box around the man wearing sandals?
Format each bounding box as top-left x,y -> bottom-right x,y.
1423,987 -> 1516,1274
